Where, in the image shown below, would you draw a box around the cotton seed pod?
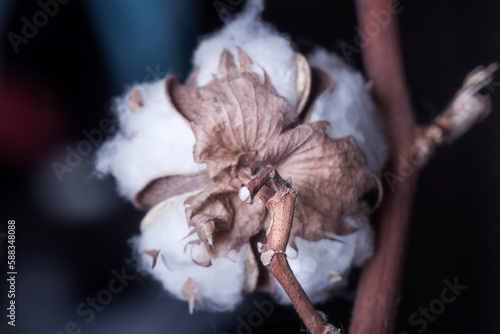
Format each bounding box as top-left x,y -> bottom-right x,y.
98,8 -> 387,313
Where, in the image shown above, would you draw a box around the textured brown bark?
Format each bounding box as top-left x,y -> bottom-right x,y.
241,166 -> 338,334
349,0 -> 417,333
264,187 -> 334,334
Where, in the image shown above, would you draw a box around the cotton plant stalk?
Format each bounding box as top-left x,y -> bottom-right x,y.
350,0 -> 497,333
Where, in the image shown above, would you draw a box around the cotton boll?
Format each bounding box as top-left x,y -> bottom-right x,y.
307,49 -> 388,172
193,2 -> 299,119
135,192 -> 248,312
96,79 -> 202,199
273,215 -> 374,305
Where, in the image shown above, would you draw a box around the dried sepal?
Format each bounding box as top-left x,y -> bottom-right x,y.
264,121 -> 373,246
182,277 -> 199,314
294,52 -> 312,117
169,49 -> 290,177
185,183 -> 235,247
133,171 -> 211,209
128,89 -> 144,113
208,193 -> 266,257
299,67 -> 335,124
328,271 -> 342,284
139,192 -> 198,232
144,249 -> 160,269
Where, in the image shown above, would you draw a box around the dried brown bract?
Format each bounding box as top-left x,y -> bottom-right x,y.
135,48 -> 378,276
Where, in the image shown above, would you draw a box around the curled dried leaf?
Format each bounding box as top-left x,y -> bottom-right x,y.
185,183 -> 235,247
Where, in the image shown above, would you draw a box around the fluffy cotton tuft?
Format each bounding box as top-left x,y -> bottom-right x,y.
307,48 -> 388,171
193,1 -> 299,121
96,79 -> 202,199
135,192 -> 249,312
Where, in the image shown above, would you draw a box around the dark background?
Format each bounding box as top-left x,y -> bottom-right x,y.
1,0 -> 499,333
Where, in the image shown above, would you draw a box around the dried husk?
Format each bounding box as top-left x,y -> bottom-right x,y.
136,48 -> 377,264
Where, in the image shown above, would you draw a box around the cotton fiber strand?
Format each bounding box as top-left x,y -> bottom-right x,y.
193,3 -> 299,123
307,48 -> 388,172
135,192 -> 248,312
96,79 -> 202,200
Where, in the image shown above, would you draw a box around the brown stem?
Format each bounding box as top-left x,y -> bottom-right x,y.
350,1 -> 416,334
350,2 -> 497,333
241,167 -> 339,334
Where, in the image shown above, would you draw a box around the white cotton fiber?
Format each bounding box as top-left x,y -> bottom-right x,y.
193,0 -> 299,121
135,192 -> 248,312
272,215 -> 374,305
96,79 -> 202,199
307,48 -> 388,172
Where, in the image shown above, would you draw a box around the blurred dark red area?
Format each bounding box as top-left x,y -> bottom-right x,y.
0,66 -> 70,167
1,1 -> 500,334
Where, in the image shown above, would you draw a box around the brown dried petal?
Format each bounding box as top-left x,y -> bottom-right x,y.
237,46 -> 253,72
299,67 -> 335,124
128,89 -> 144,113
264,121 -> 374,244
169,50 -> 290,177
144,249 -> 160,269
187,67 -> 200,86
185,183 -> 236,247
182,277 -> 198,314
294,53 -> 312,117
165,74 -> 202,123
133,171 -> 211,209
208,193 -> 266,257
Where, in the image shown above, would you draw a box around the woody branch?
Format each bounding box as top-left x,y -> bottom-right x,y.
239,166 -> 339,334
350,0 -> 497,333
